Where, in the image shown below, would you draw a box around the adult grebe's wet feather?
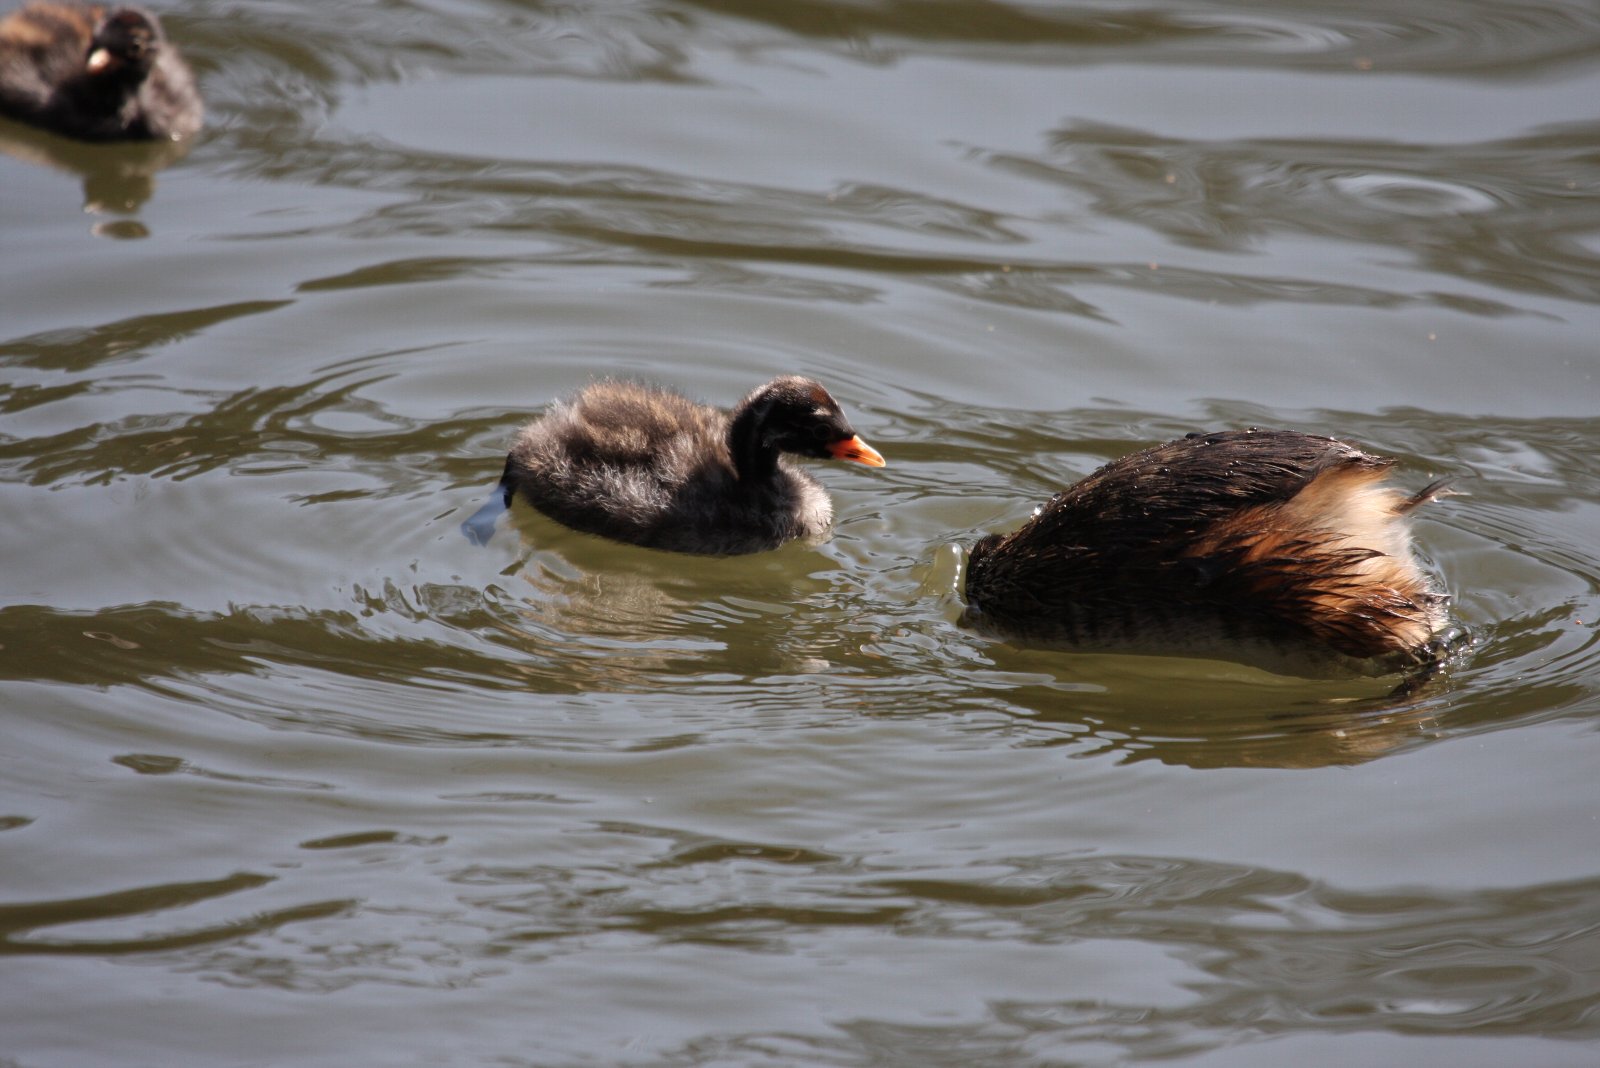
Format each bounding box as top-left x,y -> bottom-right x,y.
963,429 -> 1452,675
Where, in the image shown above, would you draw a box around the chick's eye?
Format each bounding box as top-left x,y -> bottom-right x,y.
810,424 -> 832,441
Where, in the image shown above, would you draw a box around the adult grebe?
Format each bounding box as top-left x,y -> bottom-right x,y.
962,428 -> 1452,674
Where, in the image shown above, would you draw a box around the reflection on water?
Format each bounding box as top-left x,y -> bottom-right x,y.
833,858 -> 1600,1057
0,121 -> 191,218
4,0 -> 1600,1063
7,843 -> 1596,1055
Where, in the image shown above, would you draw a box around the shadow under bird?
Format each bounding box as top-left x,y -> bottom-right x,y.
961,428 -> 1455,676
0,3 -> 202,141
463,376 -> 886,555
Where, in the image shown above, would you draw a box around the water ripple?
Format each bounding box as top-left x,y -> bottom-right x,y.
677,0 -> 1600,75
991,120 -> 1600,303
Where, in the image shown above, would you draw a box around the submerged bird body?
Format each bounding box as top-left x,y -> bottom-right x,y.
493,376 -> 885,555
0,3 -> 202,141
963,429 -> 1451,674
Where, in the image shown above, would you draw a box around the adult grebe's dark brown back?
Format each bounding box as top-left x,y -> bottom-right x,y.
962,428 -> 1453,675
465,376 -> 885,555
0,3 -> 202,141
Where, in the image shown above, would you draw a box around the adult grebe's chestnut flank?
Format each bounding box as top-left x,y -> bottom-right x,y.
0,4 -> 202,141
465,376 -> 885,555
962,428 -> 1452,674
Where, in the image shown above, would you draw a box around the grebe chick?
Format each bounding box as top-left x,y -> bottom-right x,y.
962,428 -> 1453,675
470,376 -> 886,555
0,4 -> 202,141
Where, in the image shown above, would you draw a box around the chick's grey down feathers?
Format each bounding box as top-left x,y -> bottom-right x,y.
0,3 -> 202,141
503,376 -> 878,556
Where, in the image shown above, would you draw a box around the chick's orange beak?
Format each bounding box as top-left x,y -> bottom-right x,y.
828,434 -> 886,467
86,48 -> 116,74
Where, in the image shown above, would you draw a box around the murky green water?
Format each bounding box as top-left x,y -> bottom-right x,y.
4,1 -> 1600,1065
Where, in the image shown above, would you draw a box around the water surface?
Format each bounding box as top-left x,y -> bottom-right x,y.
3,1 -> 1599,1065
